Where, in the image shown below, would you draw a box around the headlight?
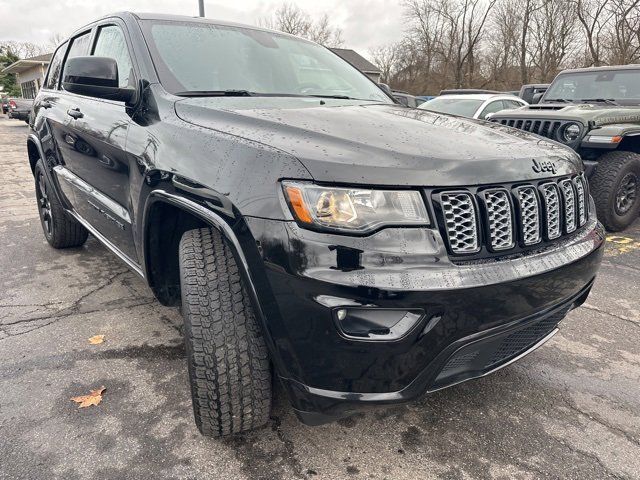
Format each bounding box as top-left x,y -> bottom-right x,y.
282,181 -> 430,233
562,123 -> 581,142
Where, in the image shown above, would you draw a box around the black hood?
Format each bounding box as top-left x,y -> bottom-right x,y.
175,98 -> 582,186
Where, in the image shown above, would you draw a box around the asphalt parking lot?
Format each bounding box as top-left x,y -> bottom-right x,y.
0,114 -> 639,480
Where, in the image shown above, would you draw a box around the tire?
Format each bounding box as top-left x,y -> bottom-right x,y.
178,227 -> 272,437
590,151 -> 640,231
34,159 -> 88,248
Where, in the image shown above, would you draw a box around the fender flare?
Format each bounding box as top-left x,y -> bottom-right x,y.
142,190 -> 287,374
27,133 -> 68,208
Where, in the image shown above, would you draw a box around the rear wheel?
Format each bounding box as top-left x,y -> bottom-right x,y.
34,160 -> 88,248
178,227 -> 272,437
590,151 -> 640,231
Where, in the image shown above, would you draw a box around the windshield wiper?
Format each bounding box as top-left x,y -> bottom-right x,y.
579,98 -> 619,105
543,98 -> 572,103
307,94 -> 359,100
174,90 -> 255,97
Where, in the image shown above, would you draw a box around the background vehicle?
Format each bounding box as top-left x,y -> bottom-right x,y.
519,84 -> 550,104
419,93 -> 528,119
491,65 -> 640,231
7,97 -> 34,122
391,90 -> 421,107
28,12 -> 603,438
1,97 -> 9,114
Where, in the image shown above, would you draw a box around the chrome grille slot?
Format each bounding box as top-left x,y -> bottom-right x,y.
515,187 -> 541,245
559,179 -> 577,233
437,175 -> 587,257
483,189 -> 514,251
440,192 -> 479,254
539,183 -> 561,239
574,175 -> 587,226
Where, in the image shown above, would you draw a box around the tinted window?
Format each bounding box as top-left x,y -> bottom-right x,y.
44,42 -> 67,90
93,25 -> 134,88
140,20 -> 390,102
62,32 -> 91,84
66,32 -> 92,59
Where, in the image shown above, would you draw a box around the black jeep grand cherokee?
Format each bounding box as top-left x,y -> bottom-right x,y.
28,12 -> 604,437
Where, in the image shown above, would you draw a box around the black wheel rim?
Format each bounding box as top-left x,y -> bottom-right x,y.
615,172 -> 638,215
36,172 -> 53,237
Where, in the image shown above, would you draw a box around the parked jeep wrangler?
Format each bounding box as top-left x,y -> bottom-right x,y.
491,66 -> 640,231
28,12 -> 604,437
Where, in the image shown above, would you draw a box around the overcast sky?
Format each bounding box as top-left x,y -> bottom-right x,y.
0,0 -> 406,59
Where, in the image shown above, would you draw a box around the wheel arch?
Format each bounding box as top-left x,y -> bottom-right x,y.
142,190 -> 285,371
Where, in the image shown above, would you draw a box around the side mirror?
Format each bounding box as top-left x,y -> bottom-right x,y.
62,56 -> 135,103
531,92 -> 544,104
378,83 -> 392,95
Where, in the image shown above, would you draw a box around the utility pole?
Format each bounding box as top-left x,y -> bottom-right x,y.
198,0 -> 205,17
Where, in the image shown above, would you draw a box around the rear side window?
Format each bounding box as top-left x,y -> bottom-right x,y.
92,25 -> 134,88
44,42 -> 68,90
504,99 -> 525,109
66,32 -> 92,59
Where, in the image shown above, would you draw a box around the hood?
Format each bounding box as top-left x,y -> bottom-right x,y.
494,102 -> 640,127
175,97 -> 582,186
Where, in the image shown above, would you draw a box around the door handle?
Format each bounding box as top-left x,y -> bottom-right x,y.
67,108 -> 84,119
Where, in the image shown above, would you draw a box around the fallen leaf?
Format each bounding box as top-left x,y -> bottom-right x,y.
71,387 -> 106,408
88,335 -> 105,345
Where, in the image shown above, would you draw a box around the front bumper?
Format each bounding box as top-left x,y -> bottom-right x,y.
243,217 -> 605,424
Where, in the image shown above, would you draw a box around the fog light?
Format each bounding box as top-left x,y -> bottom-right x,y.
333,308 -> 424,341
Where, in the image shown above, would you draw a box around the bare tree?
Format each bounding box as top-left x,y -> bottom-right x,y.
605,0 -> 640,64
370,44 -> 400,83
259,3 -> 344,47
575,0 -> 613,65
529,0 -> 580,81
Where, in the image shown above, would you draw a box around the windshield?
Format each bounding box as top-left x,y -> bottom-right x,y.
418,97 -> 483,117
140,20 -> 391,102
543,70 -> 640,104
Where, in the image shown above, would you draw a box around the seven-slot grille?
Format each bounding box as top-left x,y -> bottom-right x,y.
437,174 -> 588,256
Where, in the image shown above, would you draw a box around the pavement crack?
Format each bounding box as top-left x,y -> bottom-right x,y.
270,416 -> 308,479
581,303 -> 640,329
561,398 -> 640,448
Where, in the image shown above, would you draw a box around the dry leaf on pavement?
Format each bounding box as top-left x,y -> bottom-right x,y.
88,335 -> 105,345
70,387 -> 106,408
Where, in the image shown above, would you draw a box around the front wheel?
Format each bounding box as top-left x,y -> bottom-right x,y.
178,227 -> 272,437
590,151 -> 640,231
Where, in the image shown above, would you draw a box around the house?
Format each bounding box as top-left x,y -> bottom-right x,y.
329,48 -> 381,83
1,53 -> 51,99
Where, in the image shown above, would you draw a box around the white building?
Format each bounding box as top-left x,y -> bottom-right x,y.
1,53 -> 51,99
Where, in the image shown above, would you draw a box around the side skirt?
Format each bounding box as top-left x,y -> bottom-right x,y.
65,209 -> 145,278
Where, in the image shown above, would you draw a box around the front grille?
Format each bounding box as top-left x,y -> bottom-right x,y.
482,189 -> 514,251
434,306 -> 569,389
435,174 -> 588,257
440,192 -> 479,254
540,183 -> 561,239
491,118 -> 583,145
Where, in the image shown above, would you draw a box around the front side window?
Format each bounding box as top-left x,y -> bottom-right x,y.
92,25 -> 134,88
62,31 -> 92,83
44,42 -> 68,90
139,20 -> 391,102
